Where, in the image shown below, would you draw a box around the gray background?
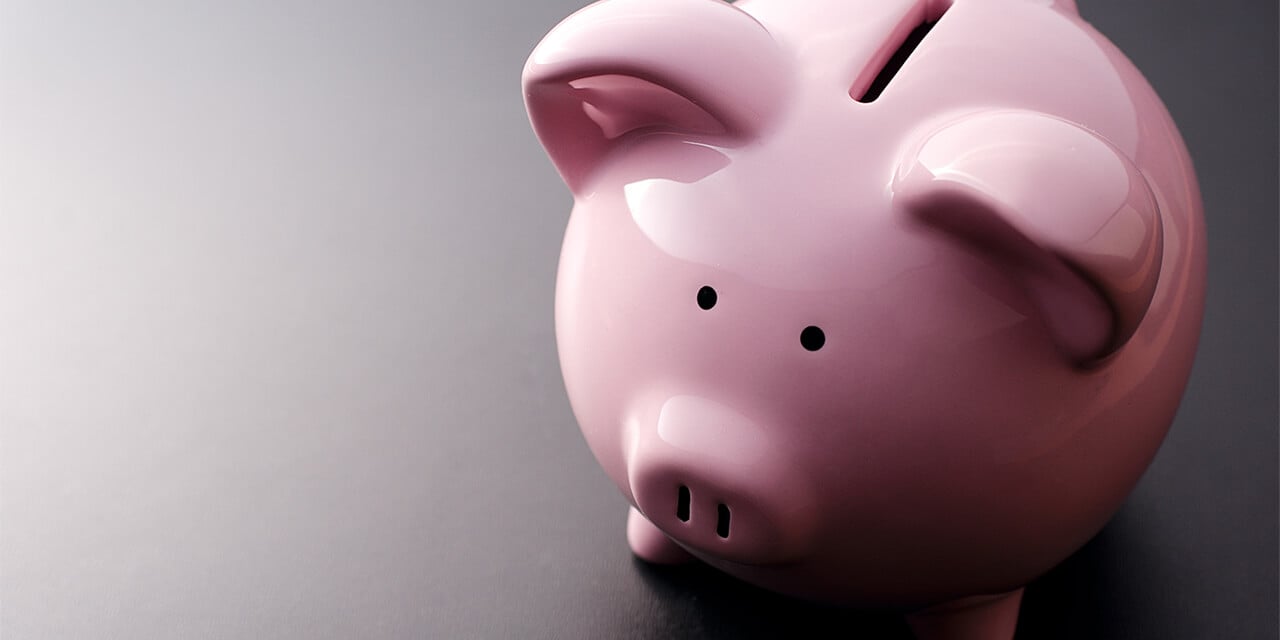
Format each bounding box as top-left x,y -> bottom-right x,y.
0,0 -> 1275,638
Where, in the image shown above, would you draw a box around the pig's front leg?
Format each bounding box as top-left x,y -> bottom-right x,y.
905,589 -> 1024,640
627,506 -> 693,564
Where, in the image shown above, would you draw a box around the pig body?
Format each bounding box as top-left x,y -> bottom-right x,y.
523,0 -> 1205,637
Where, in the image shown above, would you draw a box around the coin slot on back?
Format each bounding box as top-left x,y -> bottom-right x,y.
856,12 -> 942,103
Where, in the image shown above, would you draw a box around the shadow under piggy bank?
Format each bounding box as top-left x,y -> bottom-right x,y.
629,511 -> 1161,640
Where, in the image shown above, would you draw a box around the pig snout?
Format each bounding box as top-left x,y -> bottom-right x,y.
627,396 -> 817,565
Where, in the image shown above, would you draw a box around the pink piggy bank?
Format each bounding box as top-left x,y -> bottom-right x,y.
522,0 -> 1206,637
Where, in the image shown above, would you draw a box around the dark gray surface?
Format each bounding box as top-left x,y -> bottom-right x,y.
0,0 -> 1275,638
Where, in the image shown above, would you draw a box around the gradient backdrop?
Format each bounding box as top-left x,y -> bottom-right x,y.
1,0 -> 1276,638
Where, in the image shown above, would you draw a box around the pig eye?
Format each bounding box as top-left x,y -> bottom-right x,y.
697,286 -> 717,310
800,326 -> 825,351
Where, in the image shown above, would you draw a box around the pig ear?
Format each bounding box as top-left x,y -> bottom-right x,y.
894,111 -> 1163,365
522,0 -> 787,193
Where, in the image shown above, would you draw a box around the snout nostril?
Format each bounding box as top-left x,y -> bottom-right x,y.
716,504 -> 731,539
676,486 -> 691,522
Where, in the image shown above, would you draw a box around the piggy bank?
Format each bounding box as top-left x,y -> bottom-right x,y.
522,0 -> 1205,636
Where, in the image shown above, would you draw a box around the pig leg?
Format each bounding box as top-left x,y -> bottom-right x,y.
627,506 -> 693,564
905,588 -> 1024,640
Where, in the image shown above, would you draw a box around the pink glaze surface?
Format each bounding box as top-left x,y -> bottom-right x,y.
523,0 -> 1205,627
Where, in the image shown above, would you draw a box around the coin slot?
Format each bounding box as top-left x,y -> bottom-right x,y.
856,15 -> 940,103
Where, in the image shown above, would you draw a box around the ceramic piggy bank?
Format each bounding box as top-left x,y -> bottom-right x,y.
523,0 -> 1205,636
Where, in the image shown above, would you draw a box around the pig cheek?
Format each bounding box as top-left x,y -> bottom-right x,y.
555,216 -> 626,499
821,265 -> 1104,552
555,204 -> 682,502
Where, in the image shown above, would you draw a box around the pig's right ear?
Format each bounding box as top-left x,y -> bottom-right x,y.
894,111 -> 1164,365
522,0 -> 787,194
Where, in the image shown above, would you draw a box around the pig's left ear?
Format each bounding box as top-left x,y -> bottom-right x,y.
522,0 -> 787,194
894,111 -> 1163,365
